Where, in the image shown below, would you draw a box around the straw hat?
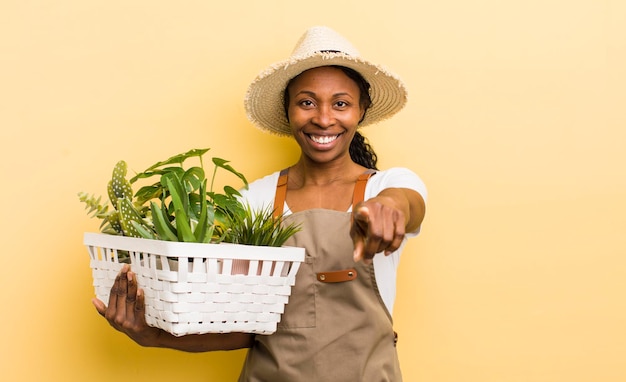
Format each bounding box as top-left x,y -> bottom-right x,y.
244,26 -> 408,136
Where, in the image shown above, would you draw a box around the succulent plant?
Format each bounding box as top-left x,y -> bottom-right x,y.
77,192 -> 118,235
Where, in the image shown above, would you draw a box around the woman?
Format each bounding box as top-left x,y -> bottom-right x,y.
94,26 -> 426,381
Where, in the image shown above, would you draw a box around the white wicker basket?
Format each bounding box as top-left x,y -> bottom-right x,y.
84,232 -> 304,336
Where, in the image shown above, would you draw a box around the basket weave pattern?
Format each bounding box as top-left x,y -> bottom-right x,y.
84,232 -> 304,336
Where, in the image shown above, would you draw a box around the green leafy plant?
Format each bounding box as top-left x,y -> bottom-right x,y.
78,148 -> 299,247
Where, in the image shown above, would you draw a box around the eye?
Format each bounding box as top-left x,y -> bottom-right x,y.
335,100 -> 349,108
298,99 -> 315,108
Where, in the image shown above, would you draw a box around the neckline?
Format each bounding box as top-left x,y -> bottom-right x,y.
276,168 -> 375,216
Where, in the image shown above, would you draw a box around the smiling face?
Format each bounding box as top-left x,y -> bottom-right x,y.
285,66 -> 366,165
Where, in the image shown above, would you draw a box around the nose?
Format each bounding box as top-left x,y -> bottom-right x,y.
311,105 -> 335,129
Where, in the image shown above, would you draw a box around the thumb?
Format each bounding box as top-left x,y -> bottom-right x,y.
92,298 -> 106,317
353,238 -> 365,262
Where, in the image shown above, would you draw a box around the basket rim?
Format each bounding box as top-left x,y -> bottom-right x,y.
83,232 -> 305,261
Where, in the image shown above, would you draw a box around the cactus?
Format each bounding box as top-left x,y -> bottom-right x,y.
117,197 -> 155,239
107,210 -> 123,234
103,160 -> 155,239
107,161 -> 134,204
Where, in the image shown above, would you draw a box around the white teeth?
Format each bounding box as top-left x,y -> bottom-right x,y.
310,135 -> 338,144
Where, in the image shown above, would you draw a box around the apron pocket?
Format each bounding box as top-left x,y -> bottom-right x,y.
277,256 -> 316,329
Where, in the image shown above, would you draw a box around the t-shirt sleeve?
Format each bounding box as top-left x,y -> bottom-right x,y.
365,167 -> 427,204
237,171 -> 280,211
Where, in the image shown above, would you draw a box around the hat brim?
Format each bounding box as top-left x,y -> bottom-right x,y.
244,52 -> 408,136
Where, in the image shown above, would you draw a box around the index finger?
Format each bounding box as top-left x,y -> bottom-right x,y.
104,264 -> 128,321
353,236 -> 365,262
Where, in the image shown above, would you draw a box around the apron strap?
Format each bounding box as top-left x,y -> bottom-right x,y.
272,168 -> 289,219
272,168 -> 376,219
352,170 -> 376,207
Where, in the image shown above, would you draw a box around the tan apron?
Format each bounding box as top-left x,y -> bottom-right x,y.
238,170 -> 402,382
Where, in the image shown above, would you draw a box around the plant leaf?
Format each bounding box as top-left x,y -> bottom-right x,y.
222,185 -> 242,198
129,148 -> 210,183
212,157 -> 248,187
150,201 -> 178,241
182,167 -> 205,193
130,166 -> 186,184
134,184 -> 162,205
174,208 -> 195,242
162,173 -> 189,215
131,220 -> 157,240
193,180 -> 214,243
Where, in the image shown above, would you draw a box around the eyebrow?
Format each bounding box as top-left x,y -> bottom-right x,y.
294,90 -> 355,99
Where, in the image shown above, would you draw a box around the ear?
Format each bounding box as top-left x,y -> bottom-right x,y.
358,108 -> 367,124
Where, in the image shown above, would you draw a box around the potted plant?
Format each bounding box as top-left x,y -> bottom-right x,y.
79,148 -> 303,336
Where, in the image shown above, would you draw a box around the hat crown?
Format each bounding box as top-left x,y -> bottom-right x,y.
290,26 -> 360,58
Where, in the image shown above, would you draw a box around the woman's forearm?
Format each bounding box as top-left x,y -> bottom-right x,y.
93,266 -> 255,353
153,331 -> 255,352
376,187 -> 425,232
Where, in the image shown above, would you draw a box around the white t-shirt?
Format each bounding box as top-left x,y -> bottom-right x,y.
238,167 -> 427,315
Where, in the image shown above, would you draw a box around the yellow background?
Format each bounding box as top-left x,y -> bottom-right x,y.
1,1 -> 625,381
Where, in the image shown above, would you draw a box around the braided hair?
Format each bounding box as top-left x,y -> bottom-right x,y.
283,65 -> 378,170
349,130 -> 378,170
